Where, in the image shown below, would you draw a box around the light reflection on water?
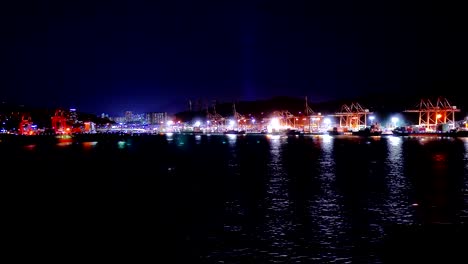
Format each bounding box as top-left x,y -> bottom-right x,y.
117,141 -> 126,149
226,134 -> 237,145
194,134 -> 202,144
309,135 -> 351,262
4,134 -> 466,262
24,144 -> 36,150
463,138 -> 468,224
383,136 -> 413,224
211,135 -> 467,262
82,141 -> 97,149
57,142 -> 73,147
226,134 -> 238,171
261,134 -> 292,257
165,132 -> 174,142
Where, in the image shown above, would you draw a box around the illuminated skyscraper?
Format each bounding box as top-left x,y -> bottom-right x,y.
145,112 -> 167,124
69,108 -> 78,124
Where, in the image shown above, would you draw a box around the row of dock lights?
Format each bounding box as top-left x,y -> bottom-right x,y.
191,116 -> 387,124
185,115 -> 403,130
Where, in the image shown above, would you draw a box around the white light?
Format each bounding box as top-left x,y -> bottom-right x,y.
270,118 -> 280,129
324,118 -> 331,125
167,120 -> 174,126
194,121 -> 201,127
391,117 -> 399,123
251,119 -> 256,123
369,116 -> 375,121
229,120 -> 235,126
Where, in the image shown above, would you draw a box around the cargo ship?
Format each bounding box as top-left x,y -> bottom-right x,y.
392,126 -> 468,137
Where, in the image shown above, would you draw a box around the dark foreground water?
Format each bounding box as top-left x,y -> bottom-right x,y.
2,134 -> 468,263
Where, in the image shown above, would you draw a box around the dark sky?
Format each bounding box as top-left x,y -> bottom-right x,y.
1,0 -> 466,115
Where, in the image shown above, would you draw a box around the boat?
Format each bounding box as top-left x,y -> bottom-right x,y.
392,130 -> 451,137
328,127 -> 344,136
285,129 -> 304,136
223,130 -> 246,135
305,131 -> 327,136
352,126 -> 382,137
392,126 -> 468,137
381,129 -> 394,136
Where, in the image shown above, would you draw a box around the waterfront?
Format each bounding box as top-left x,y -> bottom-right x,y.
2,134 -> 468,263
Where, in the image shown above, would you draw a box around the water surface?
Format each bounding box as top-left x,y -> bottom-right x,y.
2,134 -> 467,263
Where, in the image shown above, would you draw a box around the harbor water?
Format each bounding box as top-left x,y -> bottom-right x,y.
2,134 -> 467,263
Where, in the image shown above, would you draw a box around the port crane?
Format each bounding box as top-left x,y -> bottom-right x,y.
19,114 -> 34,135
206,103 -> 225,130
270,110 -> 297,128
404,97 -> 460,131
51,109 -> 71,134
304,96 -> 322,132
334,102 -> 371,131
232,103 -> 247,130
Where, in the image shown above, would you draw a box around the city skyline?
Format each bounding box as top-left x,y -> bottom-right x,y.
3,93 -> 467,119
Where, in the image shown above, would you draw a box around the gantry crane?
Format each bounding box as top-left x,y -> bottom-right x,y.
206,103 -> 225,129
19,114 -> 34,135
270,110 -> 297,128
51,109 -> 71,134
334,102 -> 371,131
404,97 -> 460,130
232,103 -> 247,130
304,96 -> 322,132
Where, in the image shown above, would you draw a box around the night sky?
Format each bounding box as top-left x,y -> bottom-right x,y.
1,0 -> 466,115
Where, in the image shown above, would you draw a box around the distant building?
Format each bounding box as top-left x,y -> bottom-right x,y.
69,108 -> 78,124
132,113 -> 145,123
83,121 -> 96,133
145,112 -> 167,125
113,117 -> 125,124
125,111 -> 133,122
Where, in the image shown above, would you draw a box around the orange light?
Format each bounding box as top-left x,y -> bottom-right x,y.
436,114 -> 442,119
